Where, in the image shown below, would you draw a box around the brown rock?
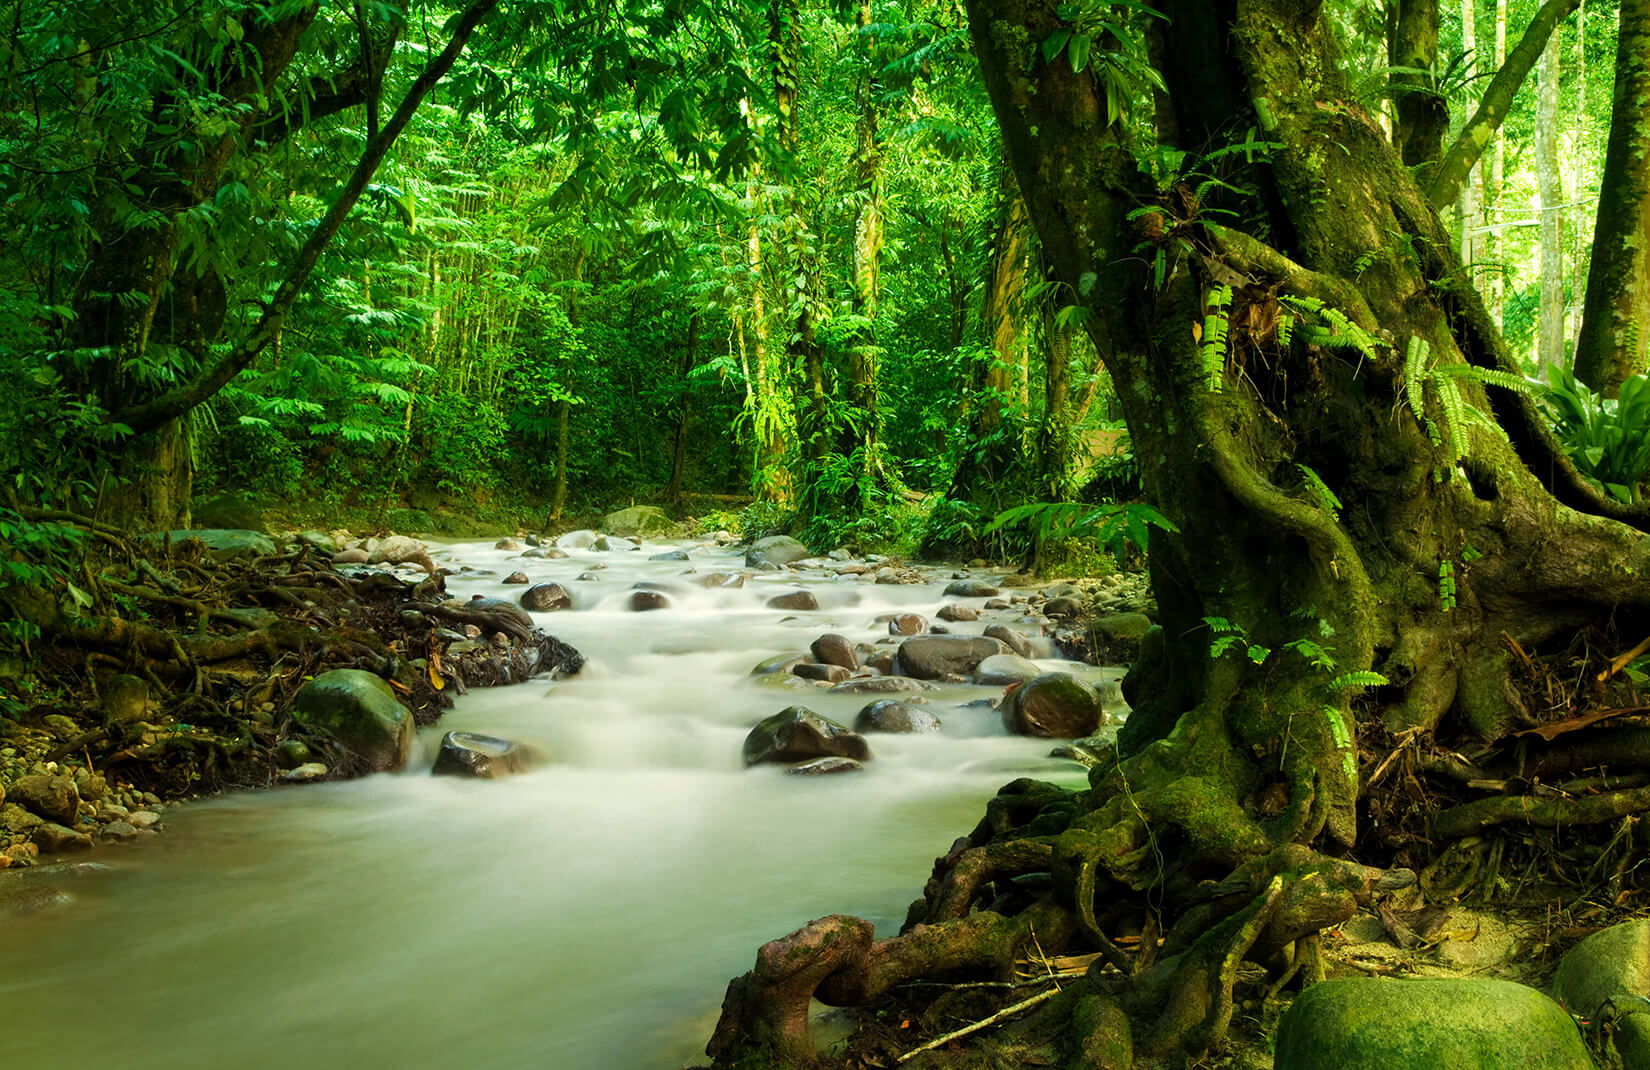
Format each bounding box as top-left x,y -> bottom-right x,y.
793,663 -> 851,683
766,590 -> 820,611
810,633 -> 858,670
33,822 -> 93,853
9,774 -> 80,825
937,604 -> 979,622
888,613 -> 928,636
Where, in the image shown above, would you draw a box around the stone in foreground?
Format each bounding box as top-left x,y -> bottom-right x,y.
1552,918 -> 1650,1069
853,701 -> 941,734
743,707 -> 871,766
895,635 -> 1005,679
1274,977 -> 1591,1070
1002,672 -> 1106,738
290,669 -> 415,772
432,731 -> 535,779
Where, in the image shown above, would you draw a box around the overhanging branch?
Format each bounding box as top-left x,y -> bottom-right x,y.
1426,0 -> 1579,210
111,0 -> 498,437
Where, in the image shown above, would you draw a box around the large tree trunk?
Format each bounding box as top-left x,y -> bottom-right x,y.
706,0 -> 1650,1063
1574,0 -> 1650,393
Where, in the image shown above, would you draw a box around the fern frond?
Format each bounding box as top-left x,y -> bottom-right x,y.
1404,336 -> 1430,426
1328,670 -> 1389,690
1201,285 -> 1232,393
1296,463 -> 1342,518
1435,374 -> 1470,463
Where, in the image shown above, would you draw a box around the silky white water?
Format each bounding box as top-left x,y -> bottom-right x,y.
0,538 -> 1103,1069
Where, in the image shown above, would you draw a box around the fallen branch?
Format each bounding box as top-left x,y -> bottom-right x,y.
895,985 -> 1059,1064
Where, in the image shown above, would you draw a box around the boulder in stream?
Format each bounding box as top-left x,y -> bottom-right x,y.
745,535 -> 811,568
520,583 -> 573,611
895,636 -> 1005,679
742,707 -> 871,766
432,732 -> 535,779
786,757 -> 865,776
810,633 -> 858,670
766,590 -> 819,611
557,529 -> 598,549
629,590 -> 670,611
853,701 -> 941,734
792,662 -> 851,683
974,653 -> 1041,686
829,676 -> 938,695
503,571 -> 530,585
290,669 -> 415,772
1001,672 -> 1106,738
943,578 -> 1000,598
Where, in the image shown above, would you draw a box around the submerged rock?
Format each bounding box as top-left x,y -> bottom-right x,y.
290,669 -> 414,772
973,653 -> 1041,686
829,676 -> 938,695
432,731 -> 535,779
749,653 -> 809,676
853,701 -> 941,734
629,590 -> 670,611
743,707 -> 871,766
786,757 -> 865,776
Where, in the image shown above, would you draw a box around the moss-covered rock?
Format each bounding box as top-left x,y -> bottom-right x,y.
164,529 -> 279,561
1002,672 -> 1106,738
745,535 -> 811,568
742,707 -> 871,766
1552,918 -> 1650,1069
290,669 -> 414,772
604,505 -> 676,537
1274,977 -> 1592,1069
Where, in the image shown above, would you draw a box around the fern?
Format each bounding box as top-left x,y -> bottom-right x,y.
1296,463 -> 1342,518
1435,374 -> 1469,463
1329,670 -> 1389,691
1438,559 -> 1457,611
1281,295 -> 1383,363
1404,336 -> 1430,426
1202,285 -> 1232,393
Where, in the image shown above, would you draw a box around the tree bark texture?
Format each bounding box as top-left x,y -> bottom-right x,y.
1574,0 -> 1650,393
706,0 -> 1650,1063
1537,27 -> 1567,369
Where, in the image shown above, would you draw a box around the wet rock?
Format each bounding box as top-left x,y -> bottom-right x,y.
594,534 -> 641,552
1043,596 -> 1082,618
167,529 -> 279,561
896,636 -> 1005,680
984,624 -> 1034,658
604,505 -> 675,537
432,731 -> 535,779
864,650 -> 896,675
766,590 -> 819,611
544,548 -> 569,559
332,548 -> 370,564
290,669 -> 415,772
503,571 -> 530,585
693,571 -> 747,589
1275,977 -> 1590,1070
459,596 -> 536,632
99,820 -> 139,842
810,634 -> 858,670
1552,918 -> 1650,1068
557,529 -> 599,549
786,757 -> 865,775
793,663 -> 851,683
576,571 -> 601,581
650,550 -> 691,561
495,538 -> 523,550
102,674 -> 149,723
829,676 -> 939,695
1091,612 -> 1155,662
282,763 -> 329,783
853,701 -> 941,733
749,653 -> 810,676
974,653 -> 1042,686
746,535 -> 811,568
936,603 -> 978,622
276,740 -> 312,769
521,583 -> 574,611
369,535 -> 429,565
742,707 -> 871,766
629,590 -> 670,611
32,822 -> 92,853
984,598 -> 1011,610
9,774 -> 80,825
0,880 -> 73,914
1002,672 -> 1105,739
944,578 -> 999,598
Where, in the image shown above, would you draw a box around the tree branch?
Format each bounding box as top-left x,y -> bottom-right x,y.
1426,0 -> 1579,209
111,0 -> 498,437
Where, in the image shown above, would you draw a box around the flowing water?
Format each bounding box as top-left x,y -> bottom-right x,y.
0,538 -> 1110,1069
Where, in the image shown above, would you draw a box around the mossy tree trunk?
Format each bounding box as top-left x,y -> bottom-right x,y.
1574,0 -> 1650,394
707,0 -> 1650,1064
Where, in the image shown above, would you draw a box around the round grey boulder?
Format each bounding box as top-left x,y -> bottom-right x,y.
431,731 -> 535,779
854,701 -> 941,734
290,669 -> 414,772
746,535 -> 811,568
557,529 -> 598,549
1553,918 -> 1650,1068
520,583 -> 573,611
974,653 -> 1042,686
895,636 -> 1006,680
743,707 -> 871,766
1002,672 -> 1105,738
944,578 -> 999,598
1274,977 -> 1591,1070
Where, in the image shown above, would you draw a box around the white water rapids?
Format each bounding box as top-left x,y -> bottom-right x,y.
0,538 -> 1112,1068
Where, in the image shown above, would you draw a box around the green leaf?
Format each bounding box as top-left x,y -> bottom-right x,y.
1042,29 -> 1072,63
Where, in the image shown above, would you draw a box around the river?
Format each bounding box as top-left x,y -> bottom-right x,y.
0,537 -> 1107,1069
